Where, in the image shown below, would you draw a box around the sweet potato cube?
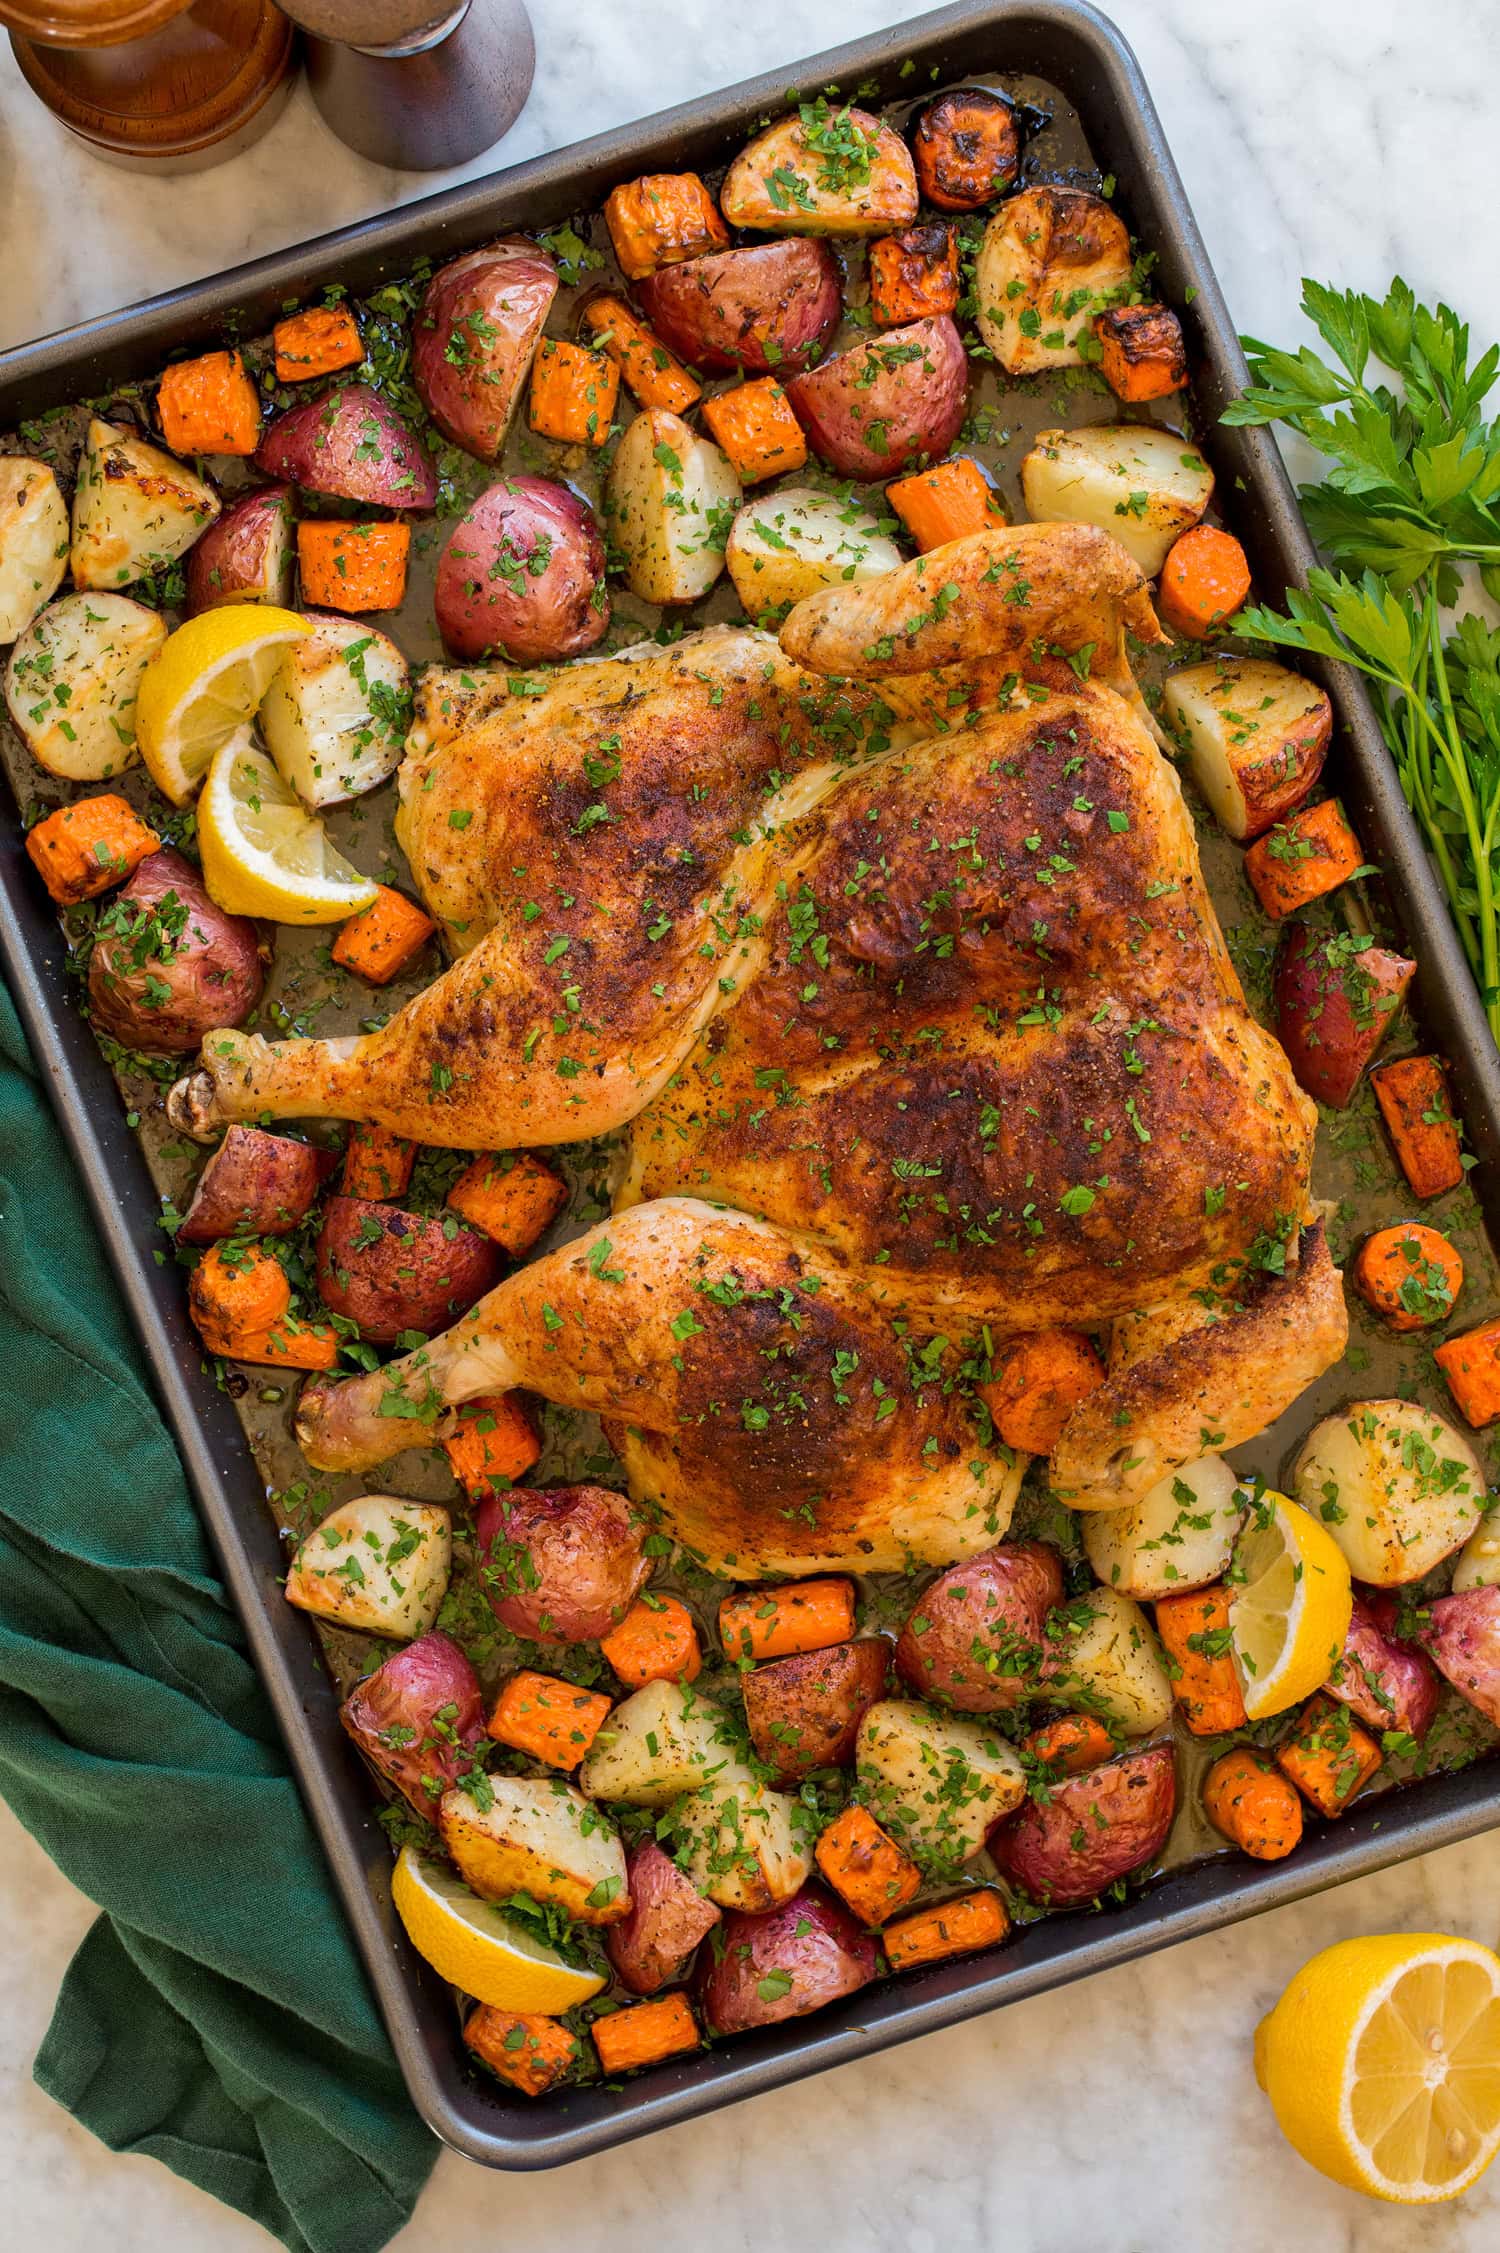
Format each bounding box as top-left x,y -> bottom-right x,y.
581,296 -> 701,413
25,794 -> 159,904
1435,1318 -> 1500,1428
1154,1585 -> 1246,1736
297,519 -> 409,613
528,338 -> 620,447
815,1804 -> 921,1925
883,1889 -> 1010,1970
1245,798 -> 1365,919
1371,1055 -> 1466,1199
1275,1693 -> 1382,1817
591,1991 -> 700,2076
340,1121 -> 416,1200
603,173 -> 730,280
886,456 -> 1004,552
157,350 -> 262,457
330,885 -> 436,984
1093,304 -> 1188,402
700,379 -> 806,484
488,1670 -> 614,1769
868,224 -> 960,328
465,2005 -> 580,2097
446,1151 -> 567,1256
443,1391 -> 541,1497
273,305 -> 364,384
982,1329 -> 1105,1454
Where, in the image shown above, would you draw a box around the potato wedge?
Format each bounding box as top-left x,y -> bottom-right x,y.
1044,1587 -> 1173,1736
1292,1400 -> 1487,1586
725,486 -> 903,613
71,417 -> 219,591
1452,1502 -> 1500,1592
1020,424 -> 1213,577
603,407 -> 741,605
1163,657 -> 1332,840
283,1492 -> 451,1638
5,592 -> 166,780
855,1697 -> 1025,1872
0,458 -> 68,642
1081,1455 -> 1248,1601
578,1678 -> 732,1806
259,611 -> 410,808
720,103 -> 918,237
675,1760 -> 812,1912
440,1775 -> 630,1922
975,186 -> 1131,374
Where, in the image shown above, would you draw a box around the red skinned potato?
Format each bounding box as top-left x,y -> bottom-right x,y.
87,846 -> 263,1055
742,1639 -> 890,1780
177,1123 -> 330,1245
314,1195 -> 499,1344
255,384 -> 437,509
434,476 -> 610,663
636,239 -> 841,376
412,238 -> 558,461
606,1840 -> 721,1995
895,1542 -> 1064,1713
185,485 -> 294,614
697,1883 -> 877,2036
1327,1591 -> 1441,1741
785,316 -> 967,480
1416,1583 -> 1500,1726
989,1741 -> 1177,1908
476,1484 -> 649,1643
1273,927 -> 1416,1109
340,1631 -> 487,1818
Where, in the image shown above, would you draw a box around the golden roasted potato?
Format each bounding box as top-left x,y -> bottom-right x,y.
603,407 -> 740,604
855,1697 -> 1024,1871
725,485 -> 903,613
1292,1400 -> 1487,1586
674,1760 -> 812,1912
579,1678 -> 731,1806
440,1776 -> 630,1922
70,417 -> 219,591
0,458 -> 68,642
5,592 -> 165,780
975,186 -> 1131,373
1163,657 -> 1332,840
1020,425 -> 1213,577
1081,1455 -> 1249,1600
720,101 -> 918,237
1044,1587 -> 1173,1736
283,1493 -> 451,1638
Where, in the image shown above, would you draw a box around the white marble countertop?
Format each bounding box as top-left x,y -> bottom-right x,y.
3,0 -> 1500,2245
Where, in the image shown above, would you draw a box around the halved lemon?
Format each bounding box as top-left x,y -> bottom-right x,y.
135,606 -> 307,805
391,1844 -> 605,2015
1255,1934 -> 1500,2203
197,740 -> 378,923
1228,1488 -> 1352,1720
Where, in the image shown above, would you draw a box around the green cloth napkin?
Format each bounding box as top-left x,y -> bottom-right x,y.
0,977 -> 437,2253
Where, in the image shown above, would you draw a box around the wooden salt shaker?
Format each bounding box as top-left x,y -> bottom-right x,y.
281,0 -> 534,171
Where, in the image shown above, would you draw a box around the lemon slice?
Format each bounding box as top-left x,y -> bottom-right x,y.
197,740 -> 379,923
1255,1934 -> 1500,2203
1228,1488 -> 1352,1720
135,606 -> 307,805
391,1844 -> 605,2014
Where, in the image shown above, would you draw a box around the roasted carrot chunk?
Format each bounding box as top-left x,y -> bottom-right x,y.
528,337 -> 620,448
1154,1585 -> 1247,1736
1202,1748 -> 1303,1860
446,1151 -> 568,1256
600,1595 -> 703,1687
910,87 -> 1020,210
26,794 -> 159,904
443,1391 -> 541,1497
886,456 -> 1004,552
296,519 -> 410,613
867,223 -> 961,327
1245,797 -> 1365,919
1093,303 -> 1188,403
488,1670 -> 614,1769
1157,524 -> 1252,639
591,1991 -> 700,2076
1353,1223 -> 1462,1333
224,1321 -> 340,1372
982,1329 -> 1105,1455
157,350 -> 262,456
603,173 -> 729,280
580,296 -> 701,413
189,1241 -> 290,1349
718,1578 -> 855,1664
1022,1713 -> 1115,1775
330,885 -> 437,984
883,1890 -> 1010,1971
273,304 -> 364,384
1435,1318 -> 1500,1427
1276,1694 -> 1382,1817
465,2004 -> 580,2097
700,379 -> 806,483
1371,1055 -> 1466,1200
340,1121 -> 416,1200
815,1804 -> 921,1925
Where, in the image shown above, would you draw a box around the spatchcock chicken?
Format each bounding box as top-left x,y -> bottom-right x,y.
169,525 -> 1347,1574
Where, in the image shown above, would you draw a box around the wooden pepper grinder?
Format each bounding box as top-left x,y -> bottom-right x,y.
282,0 -> 534,171
1,0 -> 297,171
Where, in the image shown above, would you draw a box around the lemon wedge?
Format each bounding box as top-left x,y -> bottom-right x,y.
1255,1934 -> 1500,2203
135,606 -> 307,805
197,740 -> 378,923
1228,1488 -> 1352,1720
391,1844 -> 605,2015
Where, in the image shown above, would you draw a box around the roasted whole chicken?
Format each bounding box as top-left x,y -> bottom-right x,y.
170,525 -> 1347,1571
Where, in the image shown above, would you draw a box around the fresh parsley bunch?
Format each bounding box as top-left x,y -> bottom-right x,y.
1221,279 -> 1500,1039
